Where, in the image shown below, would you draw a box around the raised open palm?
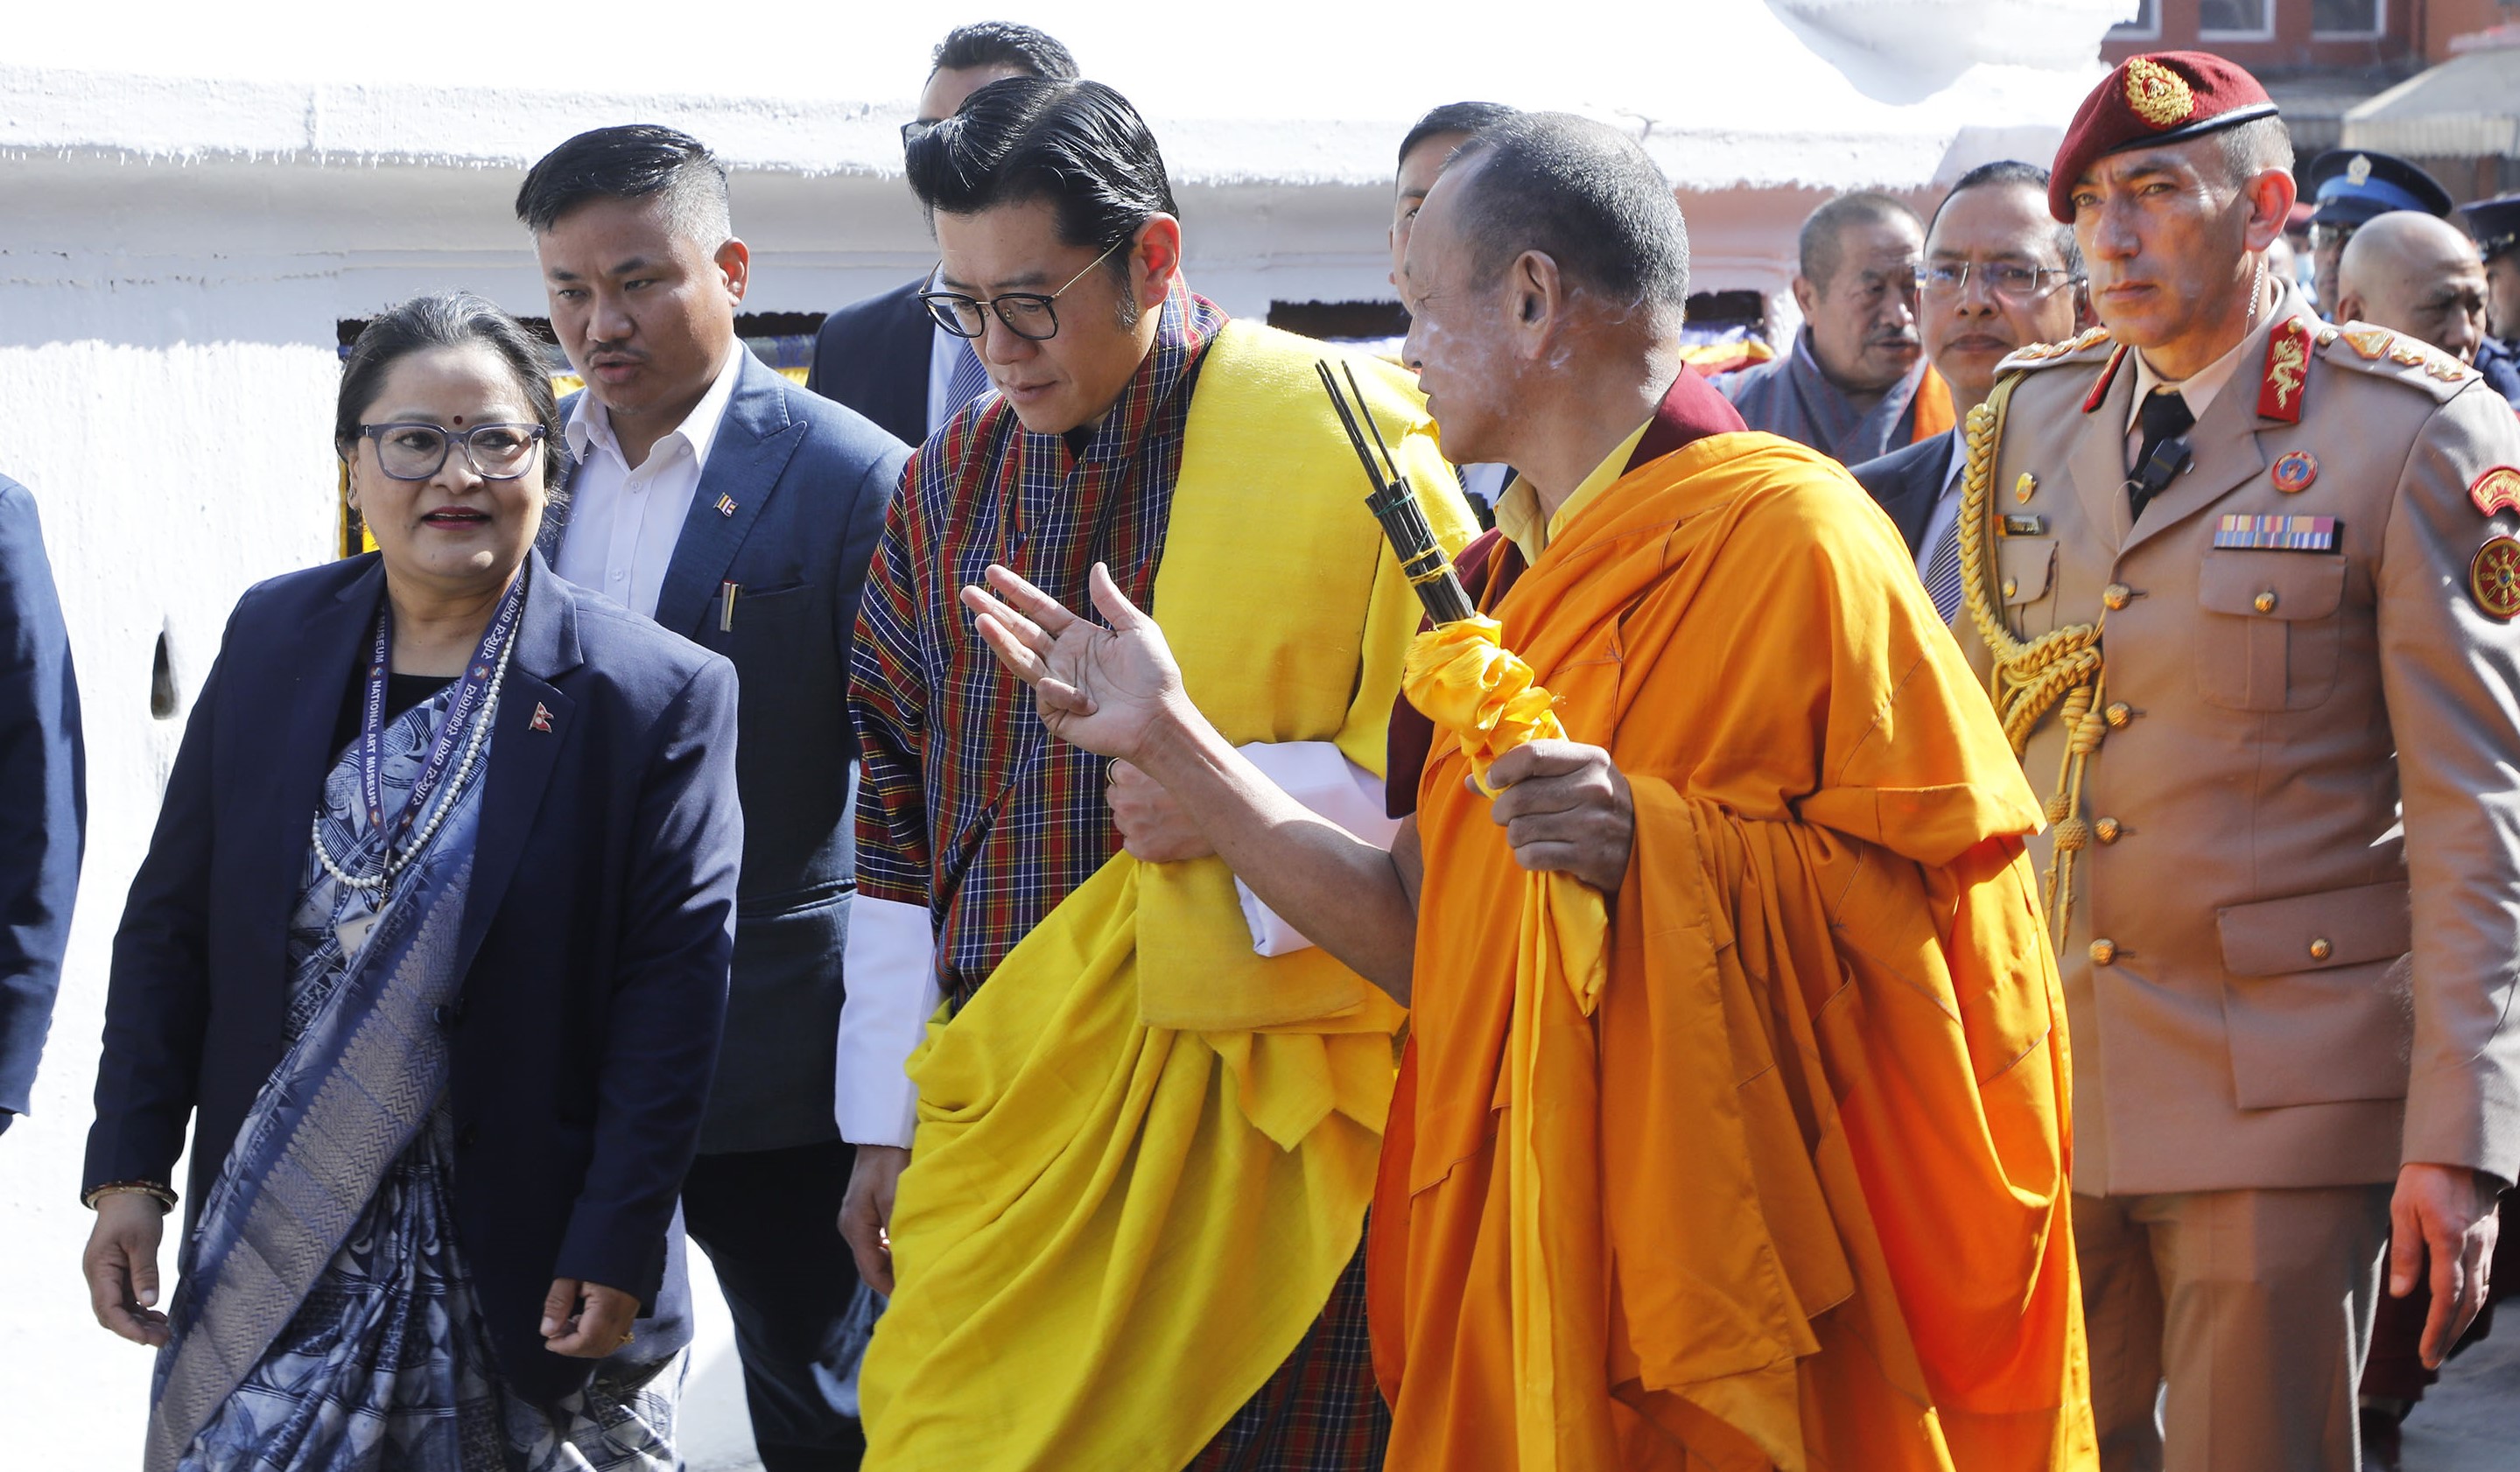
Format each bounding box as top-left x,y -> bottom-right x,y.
961,562 -> 1186,762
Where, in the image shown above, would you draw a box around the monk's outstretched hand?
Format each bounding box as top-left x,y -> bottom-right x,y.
963,562 -> 1187,763
1482,740 -> 1634,894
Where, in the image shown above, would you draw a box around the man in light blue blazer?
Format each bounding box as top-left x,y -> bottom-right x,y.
0,472 -> 84,1139
520,125 -> 909,1470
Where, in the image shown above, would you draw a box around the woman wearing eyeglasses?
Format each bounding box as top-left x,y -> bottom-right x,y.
79,291 -> 741,1471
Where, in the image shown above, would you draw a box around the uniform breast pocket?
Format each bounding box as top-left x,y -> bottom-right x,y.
2192,551 -> 2346,711
1996,536 -> 2057,635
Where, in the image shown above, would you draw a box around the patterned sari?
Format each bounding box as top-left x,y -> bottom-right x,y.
148,658 -> 681,1472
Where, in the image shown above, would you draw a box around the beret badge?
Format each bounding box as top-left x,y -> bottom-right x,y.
2123,57 -> 2195,130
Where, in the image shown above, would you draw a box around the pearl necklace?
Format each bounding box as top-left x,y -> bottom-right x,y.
311,624 -> 516,895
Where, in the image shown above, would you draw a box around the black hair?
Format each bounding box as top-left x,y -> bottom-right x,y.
1443,112 -> 1690,312
515,123 -> 731,243
1932,160 -> 2084,279
336,291 -> 564,490
1798,191 -> 1922,290
931,21 -> 1079,80
1398,102 -> 1520,172
906,77 -> 1178,271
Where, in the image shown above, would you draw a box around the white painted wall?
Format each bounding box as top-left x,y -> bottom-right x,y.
0,3 -> 2123,1459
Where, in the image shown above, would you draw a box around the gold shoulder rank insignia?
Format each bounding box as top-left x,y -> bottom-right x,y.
2425,354 -> 2473,382
2343,326 -> 2394,360
2389,341 -> 2430,367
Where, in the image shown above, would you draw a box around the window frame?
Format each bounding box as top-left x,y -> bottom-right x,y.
2199,0 -> 2279,42
2309,0 -> 2384,39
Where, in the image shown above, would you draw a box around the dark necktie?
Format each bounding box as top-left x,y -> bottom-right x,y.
2128,389 -> 2194,522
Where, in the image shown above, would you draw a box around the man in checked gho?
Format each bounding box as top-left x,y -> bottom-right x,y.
1948,50 -> 2520,1472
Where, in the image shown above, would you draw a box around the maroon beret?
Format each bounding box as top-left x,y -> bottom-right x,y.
2047,52 -> 2280,221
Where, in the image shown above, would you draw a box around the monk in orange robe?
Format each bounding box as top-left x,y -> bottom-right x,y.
958,113 -> 2095,1471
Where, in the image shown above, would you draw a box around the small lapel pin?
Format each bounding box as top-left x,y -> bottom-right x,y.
714,494 -> 739,518
530,703 -> 554,733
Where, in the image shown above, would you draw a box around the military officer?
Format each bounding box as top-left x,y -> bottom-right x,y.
1949,52 -> 2520,1472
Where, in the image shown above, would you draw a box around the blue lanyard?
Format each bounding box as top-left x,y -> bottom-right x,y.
356,571 -> 528,845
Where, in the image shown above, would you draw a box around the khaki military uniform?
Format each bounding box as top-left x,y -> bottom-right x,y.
1950,285 -> 2520,1472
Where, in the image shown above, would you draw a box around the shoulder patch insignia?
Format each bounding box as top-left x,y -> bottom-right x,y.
2343,326 -> 2394,361
2473,536 -> 2520,619
2471,466 -> 2520,518
2389,341 -> 2430,367
2425,354 -> 2474,382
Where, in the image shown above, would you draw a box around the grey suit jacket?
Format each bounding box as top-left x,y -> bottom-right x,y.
549,353 -> 911,1153
1953,291 -> 2520,1195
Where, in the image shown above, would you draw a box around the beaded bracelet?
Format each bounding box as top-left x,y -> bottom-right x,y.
83,1181 -> 178,1213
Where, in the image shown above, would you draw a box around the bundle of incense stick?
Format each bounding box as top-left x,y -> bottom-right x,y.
1314,359 -> 1477,626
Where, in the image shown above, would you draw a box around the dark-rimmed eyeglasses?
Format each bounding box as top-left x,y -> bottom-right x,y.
2308,221 -> 2355,252
919,240 -> 1127,341
359,423 -> 547,481
1920,260 -> 2080,301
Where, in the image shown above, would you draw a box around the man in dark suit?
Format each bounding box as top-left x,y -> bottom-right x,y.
520,125 -> 910,1469
0,473 -> 83,1139
804,22 -> 1077,446
1851,160 -> 2087,620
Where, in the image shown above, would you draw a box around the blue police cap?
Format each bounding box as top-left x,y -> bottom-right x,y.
2467,193 -> 2520,264
2303,150 -> 2455,228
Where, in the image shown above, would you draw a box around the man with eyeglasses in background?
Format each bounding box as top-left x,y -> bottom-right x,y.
1852,160 -> 2088,620
805,22 -> 1078,447
517,123 -> 911,1471
834,75 -> 1473,1471
1719,190 -> 1955,465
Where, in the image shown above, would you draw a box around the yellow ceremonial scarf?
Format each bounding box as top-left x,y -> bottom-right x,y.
860,320 -> 1477,1472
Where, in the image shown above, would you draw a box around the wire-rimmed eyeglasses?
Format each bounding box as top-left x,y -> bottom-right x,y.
358,422 -> 547,481
918,239 -> 1127,341
1920,260 -> 2081,302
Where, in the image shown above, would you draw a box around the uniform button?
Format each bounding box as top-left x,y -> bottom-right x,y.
2102,583 -> 2132,610
2309,936 -> 2334,961
2104,702 -> 2133,727
2253,590 -> 2278,613
2089,938 -> 2117,965
2002,577 -> 2018,598
2095,817 -> 2122,844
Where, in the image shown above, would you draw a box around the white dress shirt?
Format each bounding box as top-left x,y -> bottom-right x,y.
557,343 -> 746,618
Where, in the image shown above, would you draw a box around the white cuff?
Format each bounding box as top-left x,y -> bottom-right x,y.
835,894 -> 942,1148
1232,741 -> 1397,957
